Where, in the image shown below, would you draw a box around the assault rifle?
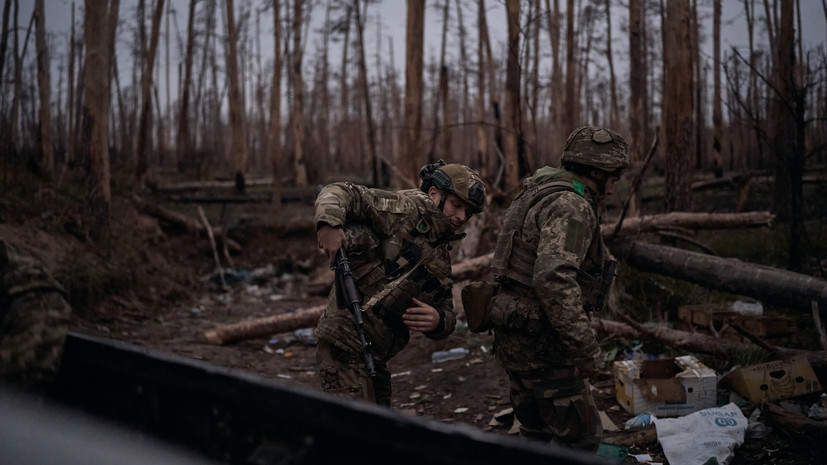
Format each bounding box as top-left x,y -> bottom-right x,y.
334,247 -> 377,380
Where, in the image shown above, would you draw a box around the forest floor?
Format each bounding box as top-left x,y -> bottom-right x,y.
2,168 -> 827,464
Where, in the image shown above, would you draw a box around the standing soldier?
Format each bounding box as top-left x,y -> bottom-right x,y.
314,160 -> 486,406
479,126 -> 628,451
0,240 -> 72,391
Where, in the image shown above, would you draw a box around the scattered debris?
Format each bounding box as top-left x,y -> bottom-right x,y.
431,347 -> 470,363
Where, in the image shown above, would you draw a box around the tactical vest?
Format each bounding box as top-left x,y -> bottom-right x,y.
491,180 -> 579,287
490,179 -> 611,313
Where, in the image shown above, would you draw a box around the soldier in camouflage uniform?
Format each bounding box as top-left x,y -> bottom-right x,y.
314,161 -> 486,405
0,240 -> 71,391
488,126 -> 629,451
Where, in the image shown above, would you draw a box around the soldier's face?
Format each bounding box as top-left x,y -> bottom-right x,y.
440,194 -> 470,230
604,175 -> 621,195
428,187 -> 469,230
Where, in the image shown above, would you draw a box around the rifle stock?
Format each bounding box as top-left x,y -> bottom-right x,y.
334,248 -> 378,381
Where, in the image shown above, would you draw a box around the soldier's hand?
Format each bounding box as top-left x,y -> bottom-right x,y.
317,226 -> 346,266
403,298 -> 440,333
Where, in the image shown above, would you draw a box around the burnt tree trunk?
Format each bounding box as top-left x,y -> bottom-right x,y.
402,0 -> 424,186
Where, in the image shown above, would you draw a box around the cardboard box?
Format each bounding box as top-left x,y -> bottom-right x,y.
614,355 -> 718,417
719,355 -> 823,404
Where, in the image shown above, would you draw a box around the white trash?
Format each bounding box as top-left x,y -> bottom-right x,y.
731,300 -> 763,316
654,403 -> 748,465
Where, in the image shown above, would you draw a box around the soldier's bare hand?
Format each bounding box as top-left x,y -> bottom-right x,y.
316,226 -> 346,266
402,298 -> 440,333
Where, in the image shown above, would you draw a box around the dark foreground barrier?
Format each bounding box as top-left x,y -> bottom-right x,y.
45,332 -> 610,465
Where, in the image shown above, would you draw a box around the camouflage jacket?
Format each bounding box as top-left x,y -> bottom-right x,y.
314,182 -> 461,361
491,167 -> 604,373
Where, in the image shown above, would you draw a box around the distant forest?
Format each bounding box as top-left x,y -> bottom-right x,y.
1,0 -> 825,267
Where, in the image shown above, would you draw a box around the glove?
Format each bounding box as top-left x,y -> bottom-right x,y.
317,225 -> 346,266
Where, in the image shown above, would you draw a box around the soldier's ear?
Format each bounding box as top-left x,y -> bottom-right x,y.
427,186 -> 441,204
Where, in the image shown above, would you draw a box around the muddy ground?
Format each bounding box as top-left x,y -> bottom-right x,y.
2,174 -> 826,464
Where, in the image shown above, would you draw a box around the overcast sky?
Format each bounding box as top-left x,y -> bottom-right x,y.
18,0 -> 827,107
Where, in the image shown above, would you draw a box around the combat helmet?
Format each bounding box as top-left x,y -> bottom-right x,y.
561,126 -> 629,172
419,160 -> 486,214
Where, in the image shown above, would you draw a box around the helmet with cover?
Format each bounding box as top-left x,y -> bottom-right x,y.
419,160 -> 486,214
561,126 -> 629,172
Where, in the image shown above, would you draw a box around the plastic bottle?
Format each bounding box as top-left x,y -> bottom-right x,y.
431,347 -> 469,363
732,300 -> 763,316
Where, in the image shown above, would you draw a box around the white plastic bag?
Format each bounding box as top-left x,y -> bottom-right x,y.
654,403 -> 748,465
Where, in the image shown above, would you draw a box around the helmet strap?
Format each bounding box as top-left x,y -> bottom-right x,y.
589,169 -> 609,196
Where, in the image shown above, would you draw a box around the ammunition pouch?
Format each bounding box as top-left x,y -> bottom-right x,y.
488,291 -> 547,335
461,281 -> 498,333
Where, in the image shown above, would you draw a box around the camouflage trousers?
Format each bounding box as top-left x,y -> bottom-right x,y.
507,370 -> 603,451
316,339 -> 392,406
0,290 -> 71,390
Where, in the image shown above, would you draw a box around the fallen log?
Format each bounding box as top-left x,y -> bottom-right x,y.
132,195 -> 241,252
601,211 -> 774,238
601,424 -> 658,447
204,305 -> 324,345
616,241 -> 827,314
762,402 -> 827,437
453,252 -> 494,281
449,212 -> 774,281
592,316 -> 827,375
591,318 -> 753,357
151,177 -> 277,193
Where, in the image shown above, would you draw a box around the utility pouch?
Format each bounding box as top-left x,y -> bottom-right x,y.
461,281 -> 498,333
488,292 -> 546,335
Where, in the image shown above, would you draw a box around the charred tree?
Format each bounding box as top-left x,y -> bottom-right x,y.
662,0 -> 694,212
353,0 -> 381,187
402,0 -> 425,186
270,0 -> 283,214
136,0 -> 165,187
34,0 -> 53,180
225,0 -> 250,193
80,0 -> 119,242
503,0 -> 521,191
176,0 -> 198,173
290,0 -> 307,188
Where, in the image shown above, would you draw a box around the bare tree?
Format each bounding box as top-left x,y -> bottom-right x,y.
353,0 -> 380,186
544,0 -> 563,164
712,0 -> 723,177
0,0 -> 11,91
564,0 -> 577,130
225,0 -> 250,192
604,0 -> 619,130
80,0 -> 119,242
626,0 -> 644,218
662,0 -> 694,212
34,0 -> 53,180
66,3 -> 76,169
270,0 -> 282,213
770,0 -> 807,271
177,0 -> 198,173
136,0 -> 165,187
503,0 -> 521,191
402,0 -> 425,186
474,0 -> 488,178
291,0 -> 307,188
